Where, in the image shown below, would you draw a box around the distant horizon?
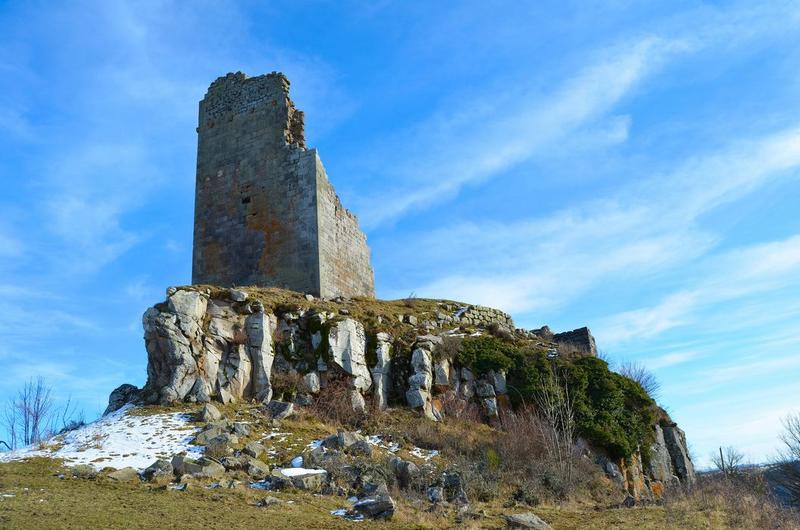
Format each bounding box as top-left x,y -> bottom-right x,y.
1,1 -> 799,469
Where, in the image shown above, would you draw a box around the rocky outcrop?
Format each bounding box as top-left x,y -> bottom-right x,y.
103,384 -> 140,415
552,327 -> 597,357
370,332 -> 392,410
141,288 -> 278,405
660,421 -> 696,486
327,318 -> 371,392
132,286 -> 695,501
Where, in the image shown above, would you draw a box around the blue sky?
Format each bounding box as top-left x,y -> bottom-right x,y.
1,1 -> 799,467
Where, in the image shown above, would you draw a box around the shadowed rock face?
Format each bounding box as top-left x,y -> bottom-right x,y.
553,327 -> 598,357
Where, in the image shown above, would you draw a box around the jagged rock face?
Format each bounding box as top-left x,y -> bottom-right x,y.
660,422 -> 696,486
327,318 -> 372,392
137,287 -> 695,501
142,289 -> 277,405
370,332 -> 392,410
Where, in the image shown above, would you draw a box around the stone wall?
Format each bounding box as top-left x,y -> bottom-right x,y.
192,71 -> 375,298
454,305 -> 514,330
315,156 -> 375,299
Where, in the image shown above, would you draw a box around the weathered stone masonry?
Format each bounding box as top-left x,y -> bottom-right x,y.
192,72 -> 375,298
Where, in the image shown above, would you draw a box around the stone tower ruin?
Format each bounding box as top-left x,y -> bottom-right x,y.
192,72 -> 375,298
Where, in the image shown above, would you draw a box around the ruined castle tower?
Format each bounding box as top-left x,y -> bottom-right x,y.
192,72 -> 375,298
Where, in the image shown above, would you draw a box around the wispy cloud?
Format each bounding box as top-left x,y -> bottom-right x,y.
358,36 -> 687,227
598,233 -> 800,344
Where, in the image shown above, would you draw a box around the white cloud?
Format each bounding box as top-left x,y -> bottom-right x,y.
597,234 -> 800,345
359,36 -> 686,227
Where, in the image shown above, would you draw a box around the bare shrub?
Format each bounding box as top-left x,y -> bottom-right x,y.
271,370 -> 301,401
402,292 -> 418,308
308,378 -> 363,428
533,370 -> 576,491
618,360 -> 661,399
1,377 -> 78,449
486,322 -> 513,341
711,445 -> 746,476
439,392 -> 482,423
437,336 -> 462,362
666,472 -> 800,529
776,411 -> 800,506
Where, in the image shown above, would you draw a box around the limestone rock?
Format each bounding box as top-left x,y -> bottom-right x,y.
505,512 -> 552,529
142,459 -> 173,482
108,467 -> 140,482
327,318 -> 372,392
246,458 -> 271,479
476,380 -> 496,398
662,422 -> 696,486
405,388 -> 429,409
490,370 -> 507,394
433,359 -> 450,389
301,372 -> 320,394
648,424 -> 677,485
198,403 -> 222,422
228,289 -> 248,302
243,441 -> 266,459
353,494 -> 395,519
370,332 -> 392,410
265,400 -> 294,420
245,312 -> 278,403
103,384 -> 140,416
350,390 -> 367,415
389,457 -> 419,488
184,457 -> 225,479
322,430 -> 366,451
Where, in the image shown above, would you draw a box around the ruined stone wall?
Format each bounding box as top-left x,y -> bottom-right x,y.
192,71 -> 374,298
454,305 -> 514,330
315,156 -> 375,298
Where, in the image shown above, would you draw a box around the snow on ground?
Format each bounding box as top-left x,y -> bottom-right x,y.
365,435 -> 400,453
409,446 -> 439,461
0,404 -> 202,470
277,467 -> 326,477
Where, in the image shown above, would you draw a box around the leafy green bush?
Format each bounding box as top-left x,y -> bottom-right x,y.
456,337 -> 656,461
457,336 -> 515,374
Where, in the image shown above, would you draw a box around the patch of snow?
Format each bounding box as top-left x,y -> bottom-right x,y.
290,456 -> 303,468
307,439 -> 323,450
347,496 -> 358,503
1,494 -> 15,498
248,481 -> 271,490
366,435 -> 400,453
409,446 -> 439,461
0,404 -> 202,470
331,508 -> 364,522
277,467 -> 326,477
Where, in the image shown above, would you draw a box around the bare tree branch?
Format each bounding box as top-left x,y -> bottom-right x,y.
618,361 -> 661,399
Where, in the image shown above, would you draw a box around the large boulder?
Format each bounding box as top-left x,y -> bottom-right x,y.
505,512 -> 552,529
103,384 -> 140,416
327,319 -> 372,391
353,494 -> 395,519
142,459 -> 173,482
108,467 -> 140,482
142,289 -> 277,406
